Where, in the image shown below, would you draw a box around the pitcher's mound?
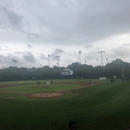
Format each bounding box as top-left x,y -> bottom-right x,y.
28,92 -> 64,98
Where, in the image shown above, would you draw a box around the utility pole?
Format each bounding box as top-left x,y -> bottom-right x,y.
98,51 -> 105,66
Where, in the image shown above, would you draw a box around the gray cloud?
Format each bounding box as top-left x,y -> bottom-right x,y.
123,43 -> 130,47
0,53 -> 22,68
33,0 -> 130,45
0,0 -> 130,67
0,5 -> 24,31
14,51 -> 24,55
4,46 -> 13,51
26,44 -> 32,49
50,48 -> 64,61
85,51 -> 97,60
95,43 -> 130,63
27,33 -> 41,41
23,51 -> 36,63
39,53 -> 48,61
85,44 -> 93,49
0,0 -> 130,45
111,45 -> 130,57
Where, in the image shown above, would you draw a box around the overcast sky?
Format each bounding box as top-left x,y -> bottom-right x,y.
0,0 -> 130,68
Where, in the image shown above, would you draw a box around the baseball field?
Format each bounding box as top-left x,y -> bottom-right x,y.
0,79 -> 130,130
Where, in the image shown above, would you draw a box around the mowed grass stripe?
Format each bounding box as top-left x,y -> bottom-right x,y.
0,83 -> 81,94
0,79 -> 130,130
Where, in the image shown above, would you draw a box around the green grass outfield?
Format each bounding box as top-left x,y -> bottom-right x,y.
0,79 -> 130,130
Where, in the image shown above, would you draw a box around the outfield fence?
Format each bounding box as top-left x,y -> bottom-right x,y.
0,75 -> 129,81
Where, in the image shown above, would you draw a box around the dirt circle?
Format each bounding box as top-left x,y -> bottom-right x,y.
28,92 -> 64,98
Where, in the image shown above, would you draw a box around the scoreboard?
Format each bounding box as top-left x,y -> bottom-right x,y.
61,69 -> 73,76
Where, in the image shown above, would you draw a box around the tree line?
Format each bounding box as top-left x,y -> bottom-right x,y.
0,59 -> 129,80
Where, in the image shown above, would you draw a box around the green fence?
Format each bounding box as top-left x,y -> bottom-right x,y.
0,75 -> 128,82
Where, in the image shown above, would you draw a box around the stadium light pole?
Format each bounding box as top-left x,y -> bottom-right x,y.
79,50 -> 81,64
98,51 -> 105,66
55,56 -> 61,67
